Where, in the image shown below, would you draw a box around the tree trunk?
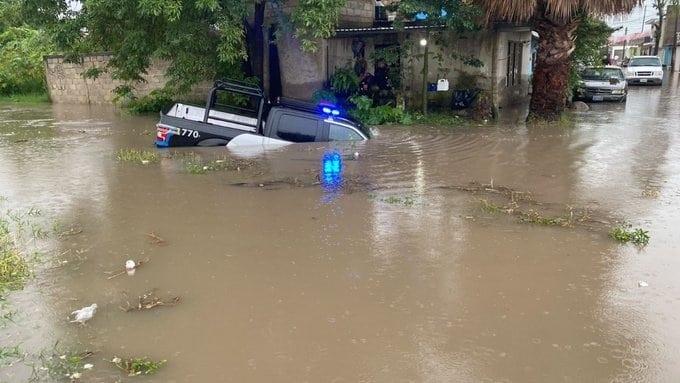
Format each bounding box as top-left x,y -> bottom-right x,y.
251,2 -> 266,84
654,12 -> 664,56
243,2 -> 266,84
529,11 -> 578,121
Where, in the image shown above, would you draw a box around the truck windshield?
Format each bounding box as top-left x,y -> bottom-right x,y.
628,57 -> 661,67
581,68 -> 624,81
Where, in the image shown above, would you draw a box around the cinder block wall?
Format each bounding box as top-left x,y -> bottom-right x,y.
43,54 -> 209,104
340,0 -> 375,26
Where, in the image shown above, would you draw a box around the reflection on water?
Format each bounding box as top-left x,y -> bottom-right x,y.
1,79 -> 680,382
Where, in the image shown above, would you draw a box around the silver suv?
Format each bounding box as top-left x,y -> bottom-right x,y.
575,66 -> 627,102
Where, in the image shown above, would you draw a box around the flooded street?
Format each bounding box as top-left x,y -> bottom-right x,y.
2,77 -> 680,382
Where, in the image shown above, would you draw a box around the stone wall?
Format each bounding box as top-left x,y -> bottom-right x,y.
339,0 -> 375,27
43,54 -> 209,104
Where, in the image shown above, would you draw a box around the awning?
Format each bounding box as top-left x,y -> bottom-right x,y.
609,30 -> 651,45
333,23 -> 441,38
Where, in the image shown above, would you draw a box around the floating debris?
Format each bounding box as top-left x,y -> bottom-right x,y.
638,281 -> 649,287
146,232 -> 166,246
111,356 -> 166,376
56,224 -> 83,238
36,343 -> 94,381
106,258 -> 150,280
119,289 -> 181,312
70,304 -> 97,324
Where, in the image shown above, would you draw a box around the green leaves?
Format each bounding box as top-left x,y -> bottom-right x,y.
291,0 -> 346,52
138,0 -> 183,21
0,27 -> 55,95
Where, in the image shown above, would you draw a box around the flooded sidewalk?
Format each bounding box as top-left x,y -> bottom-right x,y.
2,77 -> 680,382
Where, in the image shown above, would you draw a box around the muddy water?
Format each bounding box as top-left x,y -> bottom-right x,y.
2,78 -> 680,382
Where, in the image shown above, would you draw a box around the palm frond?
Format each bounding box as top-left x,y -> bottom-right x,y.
478,0 -> 641,22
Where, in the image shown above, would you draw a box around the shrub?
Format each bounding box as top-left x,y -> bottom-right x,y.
348,95 -> 412,125
311,89 -> 337,104
126,89 -> 174,114
0,27 -> 55,95
330,67 -> 359,96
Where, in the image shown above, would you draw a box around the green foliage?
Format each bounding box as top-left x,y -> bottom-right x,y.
115,149 -> 160,164
0,27 -> 55,95
0,345 -> 21,364
23,0 -> 348,94
37,345 -> 94,381
569,17 -> 615,89
330,67 -> 359,95
610,225 -> 651,246
291,0 -> 346,52
0,92 -> 49,103
0,217 -> 31,296
127,89 -> 175,114
348,95 -> 413,125
370,45 -> 407,89
112,356 -> 166,376
311,89 -> 337,104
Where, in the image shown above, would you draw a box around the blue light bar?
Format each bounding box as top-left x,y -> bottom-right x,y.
322,107 -> 332,114
331,109 -> 340,116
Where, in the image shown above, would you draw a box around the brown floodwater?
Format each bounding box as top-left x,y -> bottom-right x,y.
1,77 -> 680,382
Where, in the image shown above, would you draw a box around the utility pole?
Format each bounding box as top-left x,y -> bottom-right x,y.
421,31 -> 429,116
672,1 -> 680,70
622,27 -> 628,60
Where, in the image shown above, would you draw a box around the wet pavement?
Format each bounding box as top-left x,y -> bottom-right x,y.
1,76 -> 680,382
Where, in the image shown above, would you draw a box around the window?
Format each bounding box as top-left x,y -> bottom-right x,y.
506,41 -> 523,87
329,124 -> 363,141
276,114 -> 318,142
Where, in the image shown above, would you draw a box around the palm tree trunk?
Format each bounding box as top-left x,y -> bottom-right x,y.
529,12 -> 578,121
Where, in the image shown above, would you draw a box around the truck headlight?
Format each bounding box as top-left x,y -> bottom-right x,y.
654,71 -> 663,76
612,89 -> 624,95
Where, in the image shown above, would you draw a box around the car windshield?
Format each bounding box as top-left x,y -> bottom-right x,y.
581,68 -> 624,81
628,57 -> 661,67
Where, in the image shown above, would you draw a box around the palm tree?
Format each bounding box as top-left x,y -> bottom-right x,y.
479,0 -> 640,120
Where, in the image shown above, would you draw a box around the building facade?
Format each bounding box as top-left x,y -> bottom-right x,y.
604,1 -> 667,63
264,0 -> 533,111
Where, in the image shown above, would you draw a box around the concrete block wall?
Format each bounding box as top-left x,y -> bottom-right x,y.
44,54 -> 208,104
340,0 -> 375,26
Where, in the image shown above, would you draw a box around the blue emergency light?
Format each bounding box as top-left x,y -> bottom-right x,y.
321,151 -> 343,190
320,105 -> 341,117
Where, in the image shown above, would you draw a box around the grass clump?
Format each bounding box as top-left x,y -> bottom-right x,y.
36,344 -> 94,381
115,148 -> 160,164
0,345 -> 21,363
381,195 -> 415,206
0,92 -> 50,104
519,210 -> 572,227
610,225 -> 650,246
480,199 -> 507,214
178,153 -> 254,175
112,356 -> 166,376
0,218 -> 31,295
